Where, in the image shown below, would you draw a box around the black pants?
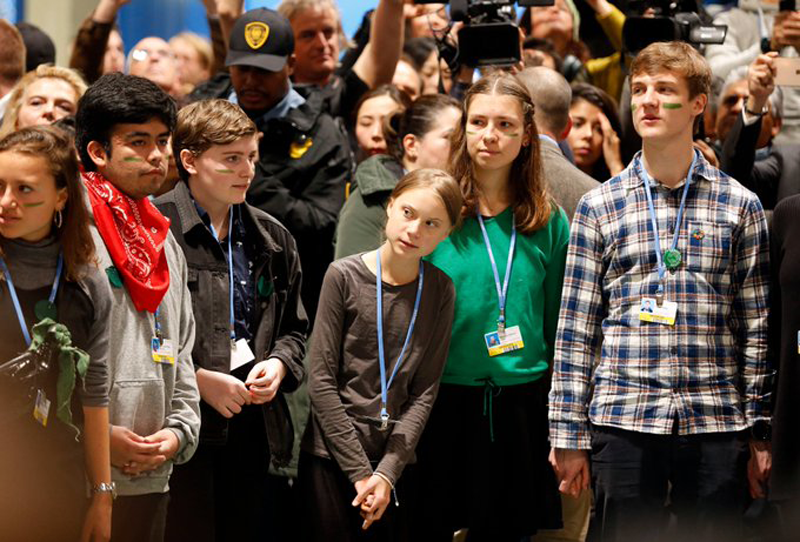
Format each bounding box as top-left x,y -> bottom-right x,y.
112,493 -> 170,542
413,381 -> 561,542
298,452 -> 412,542
588,425 -> 748,542
165,404 -> 275,542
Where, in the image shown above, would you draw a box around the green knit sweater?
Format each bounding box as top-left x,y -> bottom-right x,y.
427,205 -> 569,386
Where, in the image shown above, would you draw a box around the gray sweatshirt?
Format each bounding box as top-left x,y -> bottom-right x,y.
89,222 -> 201,496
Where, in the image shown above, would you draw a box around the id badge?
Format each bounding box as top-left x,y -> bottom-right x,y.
33,389 -> 50,427
484,325 -> 525,357
639,297 -> 678,326
230,338 -> 255,371
151,338 -> 175,364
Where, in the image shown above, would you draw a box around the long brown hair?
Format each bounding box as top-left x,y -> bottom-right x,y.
448,70 -> 552,234
0,126 -> 94,281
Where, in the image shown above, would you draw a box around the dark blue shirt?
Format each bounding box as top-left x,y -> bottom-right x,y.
193,201 -> 255,343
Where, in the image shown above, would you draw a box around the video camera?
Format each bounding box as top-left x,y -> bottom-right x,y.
416,0 -> 555,67
622,0 -> 727,54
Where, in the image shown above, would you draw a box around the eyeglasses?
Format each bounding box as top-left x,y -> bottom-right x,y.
131,48 -> 175,62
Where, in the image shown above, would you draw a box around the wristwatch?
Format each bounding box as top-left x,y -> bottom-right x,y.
745,103 -> 768,118
750,420 -> 772,442
92,482 -> 117,499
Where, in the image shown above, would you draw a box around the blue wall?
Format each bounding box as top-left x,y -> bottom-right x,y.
0,0 -> 24,21
117,0 -> 378,54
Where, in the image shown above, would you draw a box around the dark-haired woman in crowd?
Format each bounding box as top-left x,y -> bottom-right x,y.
415,71 -> 569,540
0,126 -> 113,541
335,93 -> 461,259
353,85 -> 412,163
566,82 -> 624,182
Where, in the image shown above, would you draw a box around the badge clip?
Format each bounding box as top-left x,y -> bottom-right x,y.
380,410 -> 389,431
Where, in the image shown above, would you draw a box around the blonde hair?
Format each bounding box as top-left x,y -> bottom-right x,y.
169,32 -> 213,72
390,168 -> 463,229
173,99 -> 258,181
0,65 -> 87,138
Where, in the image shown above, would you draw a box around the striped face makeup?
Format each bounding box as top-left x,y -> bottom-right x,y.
0,151 -> 67,243
630,70 -> 703,141
186,135 -> 259,209
465,93 -> 529,173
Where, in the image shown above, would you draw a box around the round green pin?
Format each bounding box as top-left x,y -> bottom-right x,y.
663,249 -> 682,272
35,299 -> 57,321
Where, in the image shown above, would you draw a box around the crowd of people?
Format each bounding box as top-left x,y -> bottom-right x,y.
1,0 -> 800,541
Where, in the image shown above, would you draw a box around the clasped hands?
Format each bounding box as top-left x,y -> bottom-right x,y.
197,358 -> 287,418
352,474 -> 393,530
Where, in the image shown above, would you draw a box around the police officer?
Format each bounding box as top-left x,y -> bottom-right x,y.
193,8 -> 354,322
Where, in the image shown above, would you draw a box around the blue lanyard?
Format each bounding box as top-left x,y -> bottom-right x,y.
641,152 -> 697,300
376,250 -> 424,429
478,215 -> 516,334
0,252 -> 63,346
209,207 -> 236,344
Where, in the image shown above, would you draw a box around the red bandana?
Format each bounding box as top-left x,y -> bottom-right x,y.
83,171 -> 170,313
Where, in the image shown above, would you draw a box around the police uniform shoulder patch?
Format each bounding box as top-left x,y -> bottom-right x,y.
245,22 -> 269,49
290,137 -> 313,159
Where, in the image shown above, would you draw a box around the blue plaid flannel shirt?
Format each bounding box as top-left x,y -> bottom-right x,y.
549,151 -> 772,450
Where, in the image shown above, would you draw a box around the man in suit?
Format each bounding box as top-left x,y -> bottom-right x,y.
720,54 -> 800,211
518,66 -> 599,222
518,65 -> 598,542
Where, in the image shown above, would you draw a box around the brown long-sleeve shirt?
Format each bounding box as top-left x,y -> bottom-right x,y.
301,254 -> 455,485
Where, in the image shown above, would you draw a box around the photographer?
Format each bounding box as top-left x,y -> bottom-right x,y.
705,1 -> 800,143
720,53 -> 800,211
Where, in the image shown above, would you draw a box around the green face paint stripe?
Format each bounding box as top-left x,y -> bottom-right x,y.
631,103 -> 637,110
663,103 -> 683,109
123,157 -> 145,162
466,131 -> 479,135
214,169 -> 235,174
22,201 -> 45,208
506,133 -> 520,137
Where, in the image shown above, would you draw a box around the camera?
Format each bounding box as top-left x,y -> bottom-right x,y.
622,0 -> 727,54
416,0 -> 555,67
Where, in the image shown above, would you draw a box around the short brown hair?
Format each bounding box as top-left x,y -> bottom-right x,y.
173,99 -> 258,181
630,41 -> 711,99
390,168 -> 463,229
449,70 -> 552,234
0,65 -> 88,138
0,20 -> 25,91
0,126 -> 94,281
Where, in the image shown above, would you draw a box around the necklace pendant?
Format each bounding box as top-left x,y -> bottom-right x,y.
380,412 -> 389,431
663,249 -> 682,272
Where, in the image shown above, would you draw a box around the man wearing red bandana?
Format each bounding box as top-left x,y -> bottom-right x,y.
75,73 -> 201,542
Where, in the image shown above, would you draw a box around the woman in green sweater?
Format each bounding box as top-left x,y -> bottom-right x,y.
416,71 -> 570,541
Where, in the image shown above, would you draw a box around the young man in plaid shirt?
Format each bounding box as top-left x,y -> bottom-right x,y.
548,41 -> 773,541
